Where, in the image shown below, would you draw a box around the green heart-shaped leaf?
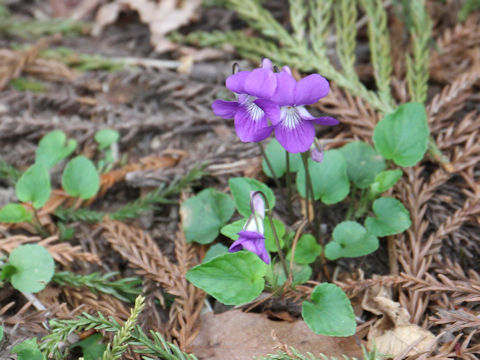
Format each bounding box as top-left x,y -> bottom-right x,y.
181,188 -> 235,244
325,221 -> 379,260
15,164 -> 51,209
296,150 -> 350,204
229,177 -> 275,217
302,283 -> 356,336
36,130 -> 77,169
373,103 -> 429,167
62,156 -> 100,199
339,141 -> 386,189
287,234 -> 322,264
365,197 -> 411,236
0,203 -> 32,223
9,244 -> 55,293
186,251 -> 267,305
262,138 -> 302,177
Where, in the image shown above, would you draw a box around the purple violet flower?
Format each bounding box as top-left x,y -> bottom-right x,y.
211,59 -> 278,143
270,66 -> 339,153
229,192 -> 270,264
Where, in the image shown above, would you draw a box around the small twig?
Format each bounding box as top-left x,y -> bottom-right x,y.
288,220 -> 309,284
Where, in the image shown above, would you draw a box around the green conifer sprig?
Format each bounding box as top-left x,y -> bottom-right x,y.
261,344 -> 383,360
102,295 -> 145,360
360,0 -> 394,107
54,165 -> 205,223
334,0 -> 359,81
308,0 -> 333,57
52,271 -> 142,303
289,0 -> 308,45
405,0 -> 432,103
131,327 -> 199,360
41,306 -> 197,360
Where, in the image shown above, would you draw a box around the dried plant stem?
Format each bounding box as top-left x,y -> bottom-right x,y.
285,152 -> 294,219
258,143 -> 281,189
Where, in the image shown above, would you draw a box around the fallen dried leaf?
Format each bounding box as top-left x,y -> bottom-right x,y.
94,0 -> 202,53
367,296 -> 436,357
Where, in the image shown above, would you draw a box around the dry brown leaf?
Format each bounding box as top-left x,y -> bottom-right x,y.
190,310 -> 363,360
367,296 -> 436,357
94,0 -> 201,53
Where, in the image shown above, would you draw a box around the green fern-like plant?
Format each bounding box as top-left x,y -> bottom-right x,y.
41,299 -> 197,360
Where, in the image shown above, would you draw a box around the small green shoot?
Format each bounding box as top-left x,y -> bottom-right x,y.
365,197 -> 411,236
2,244 -> 54,293
35,130 -> 77,169
325,221 -> 379,260
0,203 -> 32,223
62,156 -> 100,199
15,164 -> 51,209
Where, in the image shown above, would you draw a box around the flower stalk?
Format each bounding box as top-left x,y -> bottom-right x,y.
301,152 -> 319,239
258,143 -> 281,189
285,151 -> 294,219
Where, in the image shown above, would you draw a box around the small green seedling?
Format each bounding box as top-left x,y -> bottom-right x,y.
1,244 -> 54,293
15,163 -> 51,209
95,129 -> 120,172
35,130 -> 77,169
62,156 -> 100,199
325,221 -> 379,260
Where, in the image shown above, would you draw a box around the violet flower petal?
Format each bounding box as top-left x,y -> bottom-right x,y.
294,74 -> 330,105
275,119 -> 316,153
234,104 -> 269,142
261,58 -> 274,70
251,125 -> 274,142
226,71 -> 250,94
272,70 -> 296,106
211,99 -> 239,119
250,191 -> 265,217
254,98 -> 280,122
297,108 -> 338,126
229,231 -> 270,264
311,116 -> 339,126
244,68 -> 277,98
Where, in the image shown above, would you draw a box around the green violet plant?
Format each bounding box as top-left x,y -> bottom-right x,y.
186,58 -> 429,337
